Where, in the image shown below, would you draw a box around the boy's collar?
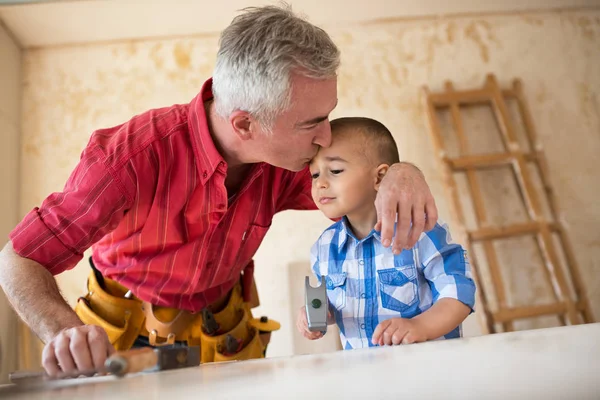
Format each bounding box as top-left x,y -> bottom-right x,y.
337,216 -> 382,250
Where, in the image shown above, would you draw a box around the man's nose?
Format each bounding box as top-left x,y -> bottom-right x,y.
313,124 -> 332,148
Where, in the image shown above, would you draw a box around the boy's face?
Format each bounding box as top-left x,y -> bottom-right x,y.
309,131 -> 382,220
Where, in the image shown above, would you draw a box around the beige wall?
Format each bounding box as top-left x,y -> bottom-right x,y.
0,21 -> 21,383
16,9 -> 600,358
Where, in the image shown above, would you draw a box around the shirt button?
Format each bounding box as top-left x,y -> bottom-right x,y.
360,323 -> 365,329
358,260 -> 364,265
361,293 -> 366,298
203,171 -> 208,178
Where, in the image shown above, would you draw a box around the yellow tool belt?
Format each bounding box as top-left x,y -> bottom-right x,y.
74,268 -> 280,363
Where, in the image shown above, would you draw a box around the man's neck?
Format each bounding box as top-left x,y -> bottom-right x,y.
204,100 -> 249,169
204,100 -> 256,194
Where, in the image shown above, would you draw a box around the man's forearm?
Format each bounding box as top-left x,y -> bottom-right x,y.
0,241 -> 83,343
413,298 -> 471,340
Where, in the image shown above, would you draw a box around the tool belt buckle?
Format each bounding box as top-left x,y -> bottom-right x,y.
148,329 -> 176,346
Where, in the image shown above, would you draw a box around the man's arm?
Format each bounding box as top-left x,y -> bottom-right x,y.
279,163 -> 438,253
0,241 -> 82,342
0,241 -> 114,376
376,162 -> 438,254
2,130 -> 136,376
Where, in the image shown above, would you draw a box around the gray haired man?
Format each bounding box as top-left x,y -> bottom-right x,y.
0,4 -> 437,377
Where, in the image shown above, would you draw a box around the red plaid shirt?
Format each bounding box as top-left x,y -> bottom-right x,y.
10,79 -> 316,312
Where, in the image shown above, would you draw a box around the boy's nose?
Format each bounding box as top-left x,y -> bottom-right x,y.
316,177 -> 329,188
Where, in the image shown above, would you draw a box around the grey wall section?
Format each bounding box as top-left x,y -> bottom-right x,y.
0,19 -> 21,384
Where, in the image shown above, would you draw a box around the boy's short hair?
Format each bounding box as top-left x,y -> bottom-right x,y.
330,117 -> 400,165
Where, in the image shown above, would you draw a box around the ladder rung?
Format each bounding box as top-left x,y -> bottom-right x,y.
494,303 -> 567,322
494,301 -> 588,323
468,222 -> 560,241
446,152 -> 538,170
429,87 -> 519,105
429,88 -> 491,106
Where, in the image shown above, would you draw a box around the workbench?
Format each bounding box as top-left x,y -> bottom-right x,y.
1,323 -> 598,399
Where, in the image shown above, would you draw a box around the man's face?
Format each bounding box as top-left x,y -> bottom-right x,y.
253,74 -> 338,171
309,132 -> 379,220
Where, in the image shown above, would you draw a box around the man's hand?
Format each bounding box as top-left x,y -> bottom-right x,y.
295,306 -> 324,340
375,162 -> 438,254
0,242 -> 114,377
42,325 -> 115,377
372,318 -> 428,346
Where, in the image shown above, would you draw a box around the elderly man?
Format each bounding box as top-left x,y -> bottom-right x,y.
0,5 -> 437,376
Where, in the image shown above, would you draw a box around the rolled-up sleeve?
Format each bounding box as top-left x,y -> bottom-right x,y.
9,144 -> 131,275
418,221 -> 476,312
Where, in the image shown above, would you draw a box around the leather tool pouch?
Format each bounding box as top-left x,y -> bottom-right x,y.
73,260 -> 280,362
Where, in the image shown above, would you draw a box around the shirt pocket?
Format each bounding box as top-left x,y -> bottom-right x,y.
235,223 -> 271,269
378,265 -> 418,313
325,273 -> 347,311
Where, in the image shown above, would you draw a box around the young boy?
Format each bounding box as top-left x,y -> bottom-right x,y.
296,117 -> 476,349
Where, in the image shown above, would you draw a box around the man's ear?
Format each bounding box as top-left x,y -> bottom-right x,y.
229,111 -> 255,141
374,164 -> 390,191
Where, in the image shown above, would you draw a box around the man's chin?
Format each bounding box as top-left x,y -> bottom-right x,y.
283,160 -> 310,172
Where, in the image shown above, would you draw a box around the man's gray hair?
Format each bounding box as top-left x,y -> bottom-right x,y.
212,3 -> 340,128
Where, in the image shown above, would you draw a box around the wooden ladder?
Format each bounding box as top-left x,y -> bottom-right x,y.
422,74 -> 594,333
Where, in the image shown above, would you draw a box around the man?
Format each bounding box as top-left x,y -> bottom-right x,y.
0,5 -> 437,376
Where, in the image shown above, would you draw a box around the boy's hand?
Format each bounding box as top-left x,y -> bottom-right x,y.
372,318 -> 428,346
295,306 -> 324,340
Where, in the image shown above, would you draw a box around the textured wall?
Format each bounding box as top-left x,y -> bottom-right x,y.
18,9 -> 600,357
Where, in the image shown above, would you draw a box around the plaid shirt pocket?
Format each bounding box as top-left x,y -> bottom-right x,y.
326,273 -> 347,310
378,266 -> 418,312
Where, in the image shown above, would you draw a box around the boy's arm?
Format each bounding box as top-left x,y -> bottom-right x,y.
372,298 -> 470,345
418,221 -> 476,337
412,298 -> 470,340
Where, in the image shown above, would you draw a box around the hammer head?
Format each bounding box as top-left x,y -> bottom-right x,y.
305,276 -> 328,334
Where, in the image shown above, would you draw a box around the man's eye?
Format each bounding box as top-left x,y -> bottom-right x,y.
311,173 -> 320,179
331,169 -> 343,175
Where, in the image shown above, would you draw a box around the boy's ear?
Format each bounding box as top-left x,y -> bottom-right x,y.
374,164 -> 390,191
230,111 -> 256,141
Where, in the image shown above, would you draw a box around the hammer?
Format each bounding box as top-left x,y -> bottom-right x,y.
304,275 -> 328,334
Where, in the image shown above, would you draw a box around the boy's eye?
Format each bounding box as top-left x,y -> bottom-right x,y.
331,169 -> 343,175
311,172 -> 320,179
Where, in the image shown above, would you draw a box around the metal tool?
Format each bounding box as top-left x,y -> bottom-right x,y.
9,345 -> 201,383
106,345 -> 200,377
305,276 -> 328,334
222,334 -> 243,355
202,308 -> 219,335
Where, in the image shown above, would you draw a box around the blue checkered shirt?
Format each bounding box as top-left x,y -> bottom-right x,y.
311,217 -> 476,349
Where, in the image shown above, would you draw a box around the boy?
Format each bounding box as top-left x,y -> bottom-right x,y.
296,117 -> 476,349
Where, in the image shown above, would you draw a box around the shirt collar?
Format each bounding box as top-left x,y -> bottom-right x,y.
188,78 -> 226,185
337,216 -> 382,251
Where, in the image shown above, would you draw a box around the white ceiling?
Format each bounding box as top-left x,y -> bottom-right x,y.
1,0 -> 599,48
